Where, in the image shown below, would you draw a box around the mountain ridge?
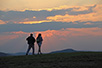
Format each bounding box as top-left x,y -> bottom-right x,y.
50,49 -> 77,53
0,52 -> 11,57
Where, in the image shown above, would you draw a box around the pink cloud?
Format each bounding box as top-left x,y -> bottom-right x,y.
0,20 -> 6,24
0,27 -> 102,53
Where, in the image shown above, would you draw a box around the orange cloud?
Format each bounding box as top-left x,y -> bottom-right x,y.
47,5 -> 102,22
0,20 -> 6,24
47,13 -> 96,22
93,4 -> 102,18
16,4 -> 97,12
47,27 -> 102,36
0,35 -> 18,41
0,0 -> 101,11
19,20 -> 52,24
84,22 -> 93,25
11,31 -> 29,35
0,31 -> 28,41
33,16 -> 36,19
32,27 -> 102,42
0,33 -> 19,45
1,4 -> 102,24
0,31 -> 29,46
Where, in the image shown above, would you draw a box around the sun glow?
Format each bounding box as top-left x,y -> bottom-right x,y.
19,20 -> 52,24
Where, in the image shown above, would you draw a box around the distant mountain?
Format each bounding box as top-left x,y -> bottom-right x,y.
12,52 -> 33,56
50,49 -> 77,53
0,52 -> 11,57
12,52 -> 26,56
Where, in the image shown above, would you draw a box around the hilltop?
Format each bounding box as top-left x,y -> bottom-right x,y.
0,52 -> 11,57
0,52 -> 102,68
50,49 -> 77,53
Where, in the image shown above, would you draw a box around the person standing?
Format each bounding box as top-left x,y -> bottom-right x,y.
26,33 -> 35,55
36,33 -> 43,54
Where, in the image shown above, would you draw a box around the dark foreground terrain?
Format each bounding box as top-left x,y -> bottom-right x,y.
0,52 -> 102,68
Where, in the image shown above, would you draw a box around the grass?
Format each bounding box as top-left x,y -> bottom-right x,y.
0,52 -> 102,68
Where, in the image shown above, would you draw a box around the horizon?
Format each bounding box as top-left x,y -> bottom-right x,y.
0,0 -> 102,53
1,48 -> 102,54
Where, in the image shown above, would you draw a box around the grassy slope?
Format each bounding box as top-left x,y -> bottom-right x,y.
0,52 -> 102,68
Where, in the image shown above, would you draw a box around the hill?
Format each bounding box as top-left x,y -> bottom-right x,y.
50,49 -> 77,53
0,52 -> 11,57
0,52 -> 102,68
12,52 -> 26,56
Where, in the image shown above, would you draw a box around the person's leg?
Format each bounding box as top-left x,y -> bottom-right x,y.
39,46 -> 41,54
38,45 -> 40,54
31,44 -> 35,55
26,45 -> 31,55
38,44 -> 41,54
38,45 -> 42,54
38,43 -> 42,54
39,42 -> 42,54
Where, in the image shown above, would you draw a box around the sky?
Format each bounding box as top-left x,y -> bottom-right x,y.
0,0 -> 102,53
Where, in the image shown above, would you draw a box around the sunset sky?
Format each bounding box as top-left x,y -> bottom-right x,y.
0,0 -> 102,53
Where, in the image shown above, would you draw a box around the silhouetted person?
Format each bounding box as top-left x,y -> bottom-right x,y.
26,33 -> 35,55
36,33 -> 43,54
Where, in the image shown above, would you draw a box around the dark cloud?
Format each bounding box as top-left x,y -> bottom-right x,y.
0,5 -> 100,33
0,5 -> 96,23
0,21 -> 100,32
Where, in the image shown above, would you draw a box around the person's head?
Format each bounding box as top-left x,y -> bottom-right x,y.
38,33 -> 41,37
30,33 -> 33,37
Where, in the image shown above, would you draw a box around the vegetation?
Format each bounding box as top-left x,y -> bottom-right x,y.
0,52 -> 102,68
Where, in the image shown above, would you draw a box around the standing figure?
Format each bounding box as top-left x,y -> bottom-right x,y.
26,33 -> 35,55
36,33 -> 43,54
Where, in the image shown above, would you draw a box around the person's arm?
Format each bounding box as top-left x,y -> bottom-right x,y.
33,37 -> 35,42
41,37 -> 43,41
26,37 -> 29,41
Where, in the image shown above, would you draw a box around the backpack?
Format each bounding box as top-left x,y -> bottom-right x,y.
37,37 -> 42,43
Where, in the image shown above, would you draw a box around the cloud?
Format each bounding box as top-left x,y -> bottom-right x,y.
0,0 -> 102,53
47,13 -> 96,22
0,31 -> 30,53
0,4 -> 99,24
84,22 -> 93,25
19,20 -> 52,24
0,27 -> 102,53
41,27 -> 102,38
0,20 -> 6,24
0,32 -> 20,46
0,21 -> 101,33
39,27 -> 102,52
0,0 -> 101,11
47,5 -> 102,22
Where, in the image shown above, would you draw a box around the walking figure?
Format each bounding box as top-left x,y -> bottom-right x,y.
36,33 -> 43,54
26,33 -> 35,55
